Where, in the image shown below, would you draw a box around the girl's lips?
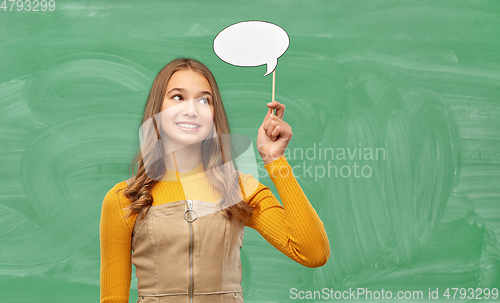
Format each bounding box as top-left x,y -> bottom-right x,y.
175,123 -> 201,132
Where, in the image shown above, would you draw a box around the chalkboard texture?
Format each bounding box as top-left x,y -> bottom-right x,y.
1,0 -> 499,302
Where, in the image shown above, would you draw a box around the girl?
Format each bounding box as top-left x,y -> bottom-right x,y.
100,58 -> 330,303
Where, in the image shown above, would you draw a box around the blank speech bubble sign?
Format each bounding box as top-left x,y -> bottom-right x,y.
213,21 -> 289,77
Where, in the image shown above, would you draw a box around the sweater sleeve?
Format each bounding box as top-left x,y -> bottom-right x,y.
241,155 -> 330,268
99,185 -> 133,303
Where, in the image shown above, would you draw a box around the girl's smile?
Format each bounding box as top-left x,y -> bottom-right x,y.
176,120 -> 201,131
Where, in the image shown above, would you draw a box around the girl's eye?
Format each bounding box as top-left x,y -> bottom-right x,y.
198,97 -> 209,104
172,95 -> 182,101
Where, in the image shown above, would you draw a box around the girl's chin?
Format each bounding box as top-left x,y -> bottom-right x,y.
167,136 -> 207,146
161,131 -> 212,145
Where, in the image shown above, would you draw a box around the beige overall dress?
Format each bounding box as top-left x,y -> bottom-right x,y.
131,198 -> 245,303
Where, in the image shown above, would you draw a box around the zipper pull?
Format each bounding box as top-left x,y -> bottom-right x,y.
184,199 -> 197,222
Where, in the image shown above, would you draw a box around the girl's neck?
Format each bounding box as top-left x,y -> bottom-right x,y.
163,143 -> 203,173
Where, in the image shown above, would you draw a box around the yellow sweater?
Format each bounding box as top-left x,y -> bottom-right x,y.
100,155 -> 330,303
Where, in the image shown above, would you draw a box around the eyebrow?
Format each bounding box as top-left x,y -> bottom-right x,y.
167,88 -> 213,98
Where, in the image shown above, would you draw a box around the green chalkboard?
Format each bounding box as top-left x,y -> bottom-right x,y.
1,0 -> 500,302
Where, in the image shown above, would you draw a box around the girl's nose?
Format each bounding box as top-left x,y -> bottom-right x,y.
182,99 -> 198,116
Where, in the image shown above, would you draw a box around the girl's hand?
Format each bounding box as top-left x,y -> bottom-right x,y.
257,100 -> 293,165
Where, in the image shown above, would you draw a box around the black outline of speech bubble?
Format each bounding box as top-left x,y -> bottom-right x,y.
213,20 -> 290,77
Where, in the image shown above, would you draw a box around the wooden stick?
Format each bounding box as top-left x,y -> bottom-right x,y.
272,70 -> 276,102
271,70 -> 276,115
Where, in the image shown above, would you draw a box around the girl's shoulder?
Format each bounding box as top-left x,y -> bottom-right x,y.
114,180 -> 133,203
102,180 -> 132,208
124,177 -> 133,186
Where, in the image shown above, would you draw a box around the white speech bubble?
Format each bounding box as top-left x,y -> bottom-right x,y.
213,21 -> 289,76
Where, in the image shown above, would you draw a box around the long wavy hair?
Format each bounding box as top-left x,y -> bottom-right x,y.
117,58 -> 256,222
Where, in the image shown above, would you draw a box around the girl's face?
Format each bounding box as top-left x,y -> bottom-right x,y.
160,69 -> 215,149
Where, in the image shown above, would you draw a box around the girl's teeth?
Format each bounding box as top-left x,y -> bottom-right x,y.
177,123 -> 199,129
